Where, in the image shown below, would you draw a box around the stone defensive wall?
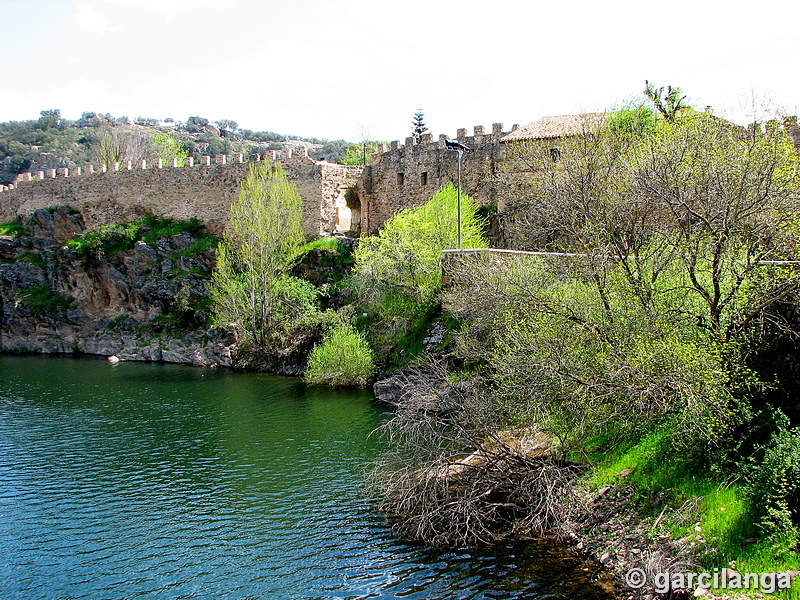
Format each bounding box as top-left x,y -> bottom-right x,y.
0,149 -> 365,238
0,121 -> 521,239
363,123 -> 518,234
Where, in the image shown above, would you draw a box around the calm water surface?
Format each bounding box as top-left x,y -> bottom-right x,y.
0,355 -> 612,599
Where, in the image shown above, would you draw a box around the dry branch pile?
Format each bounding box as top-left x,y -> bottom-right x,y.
368,360 -> 585,546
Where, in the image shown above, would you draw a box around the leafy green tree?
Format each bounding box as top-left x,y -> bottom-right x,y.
473,96 -> 800,450
627,111 -> 800,338
216,119 -> 238,136
350,183 -> 486,356
342,140 -> 383,166
152,131 -> 189,166
99,129 -> 124,166
308,140 -> 350,163
211,160 -> 315,362
38,109 -> 62,130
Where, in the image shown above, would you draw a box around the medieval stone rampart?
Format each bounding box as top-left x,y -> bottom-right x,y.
363,123 -> 517,234
0,149 -> 364,238
0,122 -> 525,239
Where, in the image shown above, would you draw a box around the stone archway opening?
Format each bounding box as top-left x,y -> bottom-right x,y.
335,188 -> 362,234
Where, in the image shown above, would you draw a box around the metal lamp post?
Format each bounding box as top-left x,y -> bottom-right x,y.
445,139 -> 471,250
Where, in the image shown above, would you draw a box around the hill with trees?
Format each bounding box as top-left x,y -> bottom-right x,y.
0,110 -> 378,185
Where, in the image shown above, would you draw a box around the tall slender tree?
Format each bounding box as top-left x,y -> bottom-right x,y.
211,159 -> 311,360
411,108 -> 429,142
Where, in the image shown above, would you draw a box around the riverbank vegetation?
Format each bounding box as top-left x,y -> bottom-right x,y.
208,171 -> 485,379
67,213 -> 211,263
202,96 -> 800,595
349,182 -> 486,365
365,97 -> 800,596
210,160 -> 327,368
305,321 -> 375,387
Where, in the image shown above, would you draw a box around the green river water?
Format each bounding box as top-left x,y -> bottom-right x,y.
0,355 -> 614,599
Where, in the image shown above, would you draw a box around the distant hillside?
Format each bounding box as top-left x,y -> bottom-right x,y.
0,110 -> 362,185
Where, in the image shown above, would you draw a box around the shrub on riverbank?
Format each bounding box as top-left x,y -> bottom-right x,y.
305,322 -> 374,387
211,160 -> 315,363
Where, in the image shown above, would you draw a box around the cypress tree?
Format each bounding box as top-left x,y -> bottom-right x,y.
411,108 -> 429,143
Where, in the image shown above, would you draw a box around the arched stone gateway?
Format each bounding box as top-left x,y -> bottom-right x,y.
334,188 -> 365,234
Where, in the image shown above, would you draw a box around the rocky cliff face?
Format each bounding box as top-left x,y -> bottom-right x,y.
0,207 -> 234,366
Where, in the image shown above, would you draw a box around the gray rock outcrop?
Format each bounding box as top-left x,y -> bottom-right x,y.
0,208 -> 234,367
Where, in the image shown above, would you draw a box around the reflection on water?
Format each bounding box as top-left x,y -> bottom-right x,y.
0,355 -> 613,600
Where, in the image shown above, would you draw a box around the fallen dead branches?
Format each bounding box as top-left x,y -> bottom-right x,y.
368,358 -> 585,546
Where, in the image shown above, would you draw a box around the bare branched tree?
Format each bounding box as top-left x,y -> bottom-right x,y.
98,126 -> 154,166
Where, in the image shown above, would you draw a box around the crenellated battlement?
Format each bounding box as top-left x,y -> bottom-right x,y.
375,122 -> 519,159
363,122 -> 517,233
0,147 -> 366,239
0,147 -> 319,193
0,119 -> 521,239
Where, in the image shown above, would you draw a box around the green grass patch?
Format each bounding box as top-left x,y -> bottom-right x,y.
105,313 -> 128,331
68,213 -> 208,261
0,220 -> 27,237
19,285 -> 73,314
300,237 -> 342,253
386,301 -> 440,368
67,221 -> 140,257
139,214 -> 203,245
191,296 -> 213,312
584,425 -> 800,596
175,235 -> 218,257
299,237 -> 355,267
167,266 -> 212,280
16,252 -> 46,269
44,205 -> 80,215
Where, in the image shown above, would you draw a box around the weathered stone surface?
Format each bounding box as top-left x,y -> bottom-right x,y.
23,206 -> 86,244
373,373 -> 404,405
364,125 -> 511,234
1,124 -> 510,244
0,236 -> 21,259
422,323 -> 446,352
0,260 -> 47,288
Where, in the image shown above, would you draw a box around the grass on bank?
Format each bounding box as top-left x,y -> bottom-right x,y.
67,214 -> 214,259
585,427 -> 800,597
298,237 -> 356,268
19,285 -> 73,314
0,220 -> 26,237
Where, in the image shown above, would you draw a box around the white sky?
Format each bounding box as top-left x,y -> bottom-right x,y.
1,0 -> 798,142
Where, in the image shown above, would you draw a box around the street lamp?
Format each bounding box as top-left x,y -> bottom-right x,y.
445,139 -> 471,250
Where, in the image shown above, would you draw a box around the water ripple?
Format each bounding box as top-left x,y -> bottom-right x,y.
0,356 -> 612,600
